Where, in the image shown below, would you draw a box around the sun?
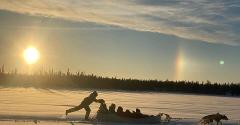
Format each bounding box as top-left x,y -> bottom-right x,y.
23,47 -> 40,64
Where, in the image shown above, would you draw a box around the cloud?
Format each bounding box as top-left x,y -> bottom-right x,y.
0,0 -> 239,45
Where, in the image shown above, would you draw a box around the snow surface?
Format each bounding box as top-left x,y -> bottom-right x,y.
0,87 -> 239,125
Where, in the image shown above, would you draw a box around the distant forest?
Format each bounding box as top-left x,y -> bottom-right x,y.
0,65 -> 240,96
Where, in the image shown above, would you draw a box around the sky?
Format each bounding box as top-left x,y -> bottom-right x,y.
0,0 -> 239,83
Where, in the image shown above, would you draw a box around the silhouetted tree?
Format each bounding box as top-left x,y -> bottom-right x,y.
0,65 -> 239,96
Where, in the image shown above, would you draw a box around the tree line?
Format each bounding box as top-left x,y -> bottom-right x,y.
0,66 -> 239,96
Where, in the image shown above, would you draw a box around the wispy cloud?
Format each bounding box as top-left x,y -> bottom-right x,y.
0,0 -> 239,45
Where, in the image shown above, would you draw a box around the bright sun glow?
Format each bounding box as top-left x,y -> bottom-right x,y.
23,47 -> 40,64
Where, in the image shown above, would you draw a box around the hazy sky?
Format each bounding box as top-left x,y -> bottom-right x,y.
0,0 -> 240,83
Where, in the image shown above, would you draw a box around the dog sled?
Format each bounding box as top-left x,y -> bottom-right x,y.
95,112 -> 171,124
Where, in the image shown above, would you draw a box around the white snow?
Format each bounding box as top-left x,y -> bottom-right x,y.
0,87 -> 239,125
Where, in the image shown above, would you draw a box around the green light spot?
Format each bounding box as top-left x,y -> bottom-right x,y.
219,60 -> 224,65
